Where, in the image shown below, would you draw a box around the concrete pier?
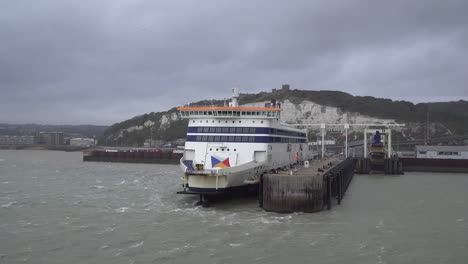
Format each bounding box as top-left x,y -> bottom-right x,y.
260,158 -> 355,213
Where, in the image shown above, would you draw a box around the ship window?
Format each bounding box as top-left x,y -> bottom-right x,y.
242,137 -> 248,142
250,128 -> 256,133
203,111 -> 207,115
216,149 -> 218,151
236,127 -> 243,133
225,120 -> 228,123
212,120 -> 214,123
222,127 -> 229,133
208,136 -> 214,141
209,148 -> 212,151
193,120 -> 195,123
252,121 -> 255,123
249,136 -> 255,142
208,111 -> 213,115
197,127 -> 203,132
246,112 -> 251,116
202,136 -> 207,141
234,149 -> 237,151
214,136 -> 220,141
235,136 -> 242,142
418,151 -> 427,154
241,112 -> 246,115
206,120 -> 209,123
221,148 -> 224,151
209,127 -> 216,132
239,121 -> 241,123
196,136 -> 201,141
229,136 -> 235,142
261,121 -> 264,123
221,136 -> 227,141
243,127 -> 249,133
216,127 -> 222,133
203,127 -> 209,132
232,121 -> 235,123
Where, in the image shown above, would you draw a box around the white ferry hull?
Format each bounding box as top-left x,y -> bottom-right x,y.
177,91 -> 316,194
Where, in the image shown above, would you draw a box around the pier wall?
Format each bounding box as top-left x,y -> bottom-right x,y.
260,158 -> 355,213
400,158 -> 468,173
83,150 -> 182,164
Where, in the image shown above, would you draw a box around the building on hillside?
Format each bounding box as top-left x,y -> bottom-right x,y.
0,135 -> 35,145
70,138 -> 96,147
38,132 -> 64,145
416,145 -> 468,159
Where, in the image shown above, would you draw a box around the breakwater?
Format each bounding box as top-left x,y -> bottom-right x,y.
83,149 -> 183,164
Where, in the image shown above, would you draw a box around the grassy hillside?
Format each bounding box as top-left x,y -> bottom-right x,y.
100,89 -> 468,146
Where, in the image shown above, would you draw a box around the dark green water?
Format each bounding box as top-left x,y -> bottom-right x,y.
1,150 -> 468,264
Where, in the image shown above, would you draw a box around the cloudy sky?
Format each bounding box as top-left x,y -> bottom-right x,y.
1,0 -> 467,125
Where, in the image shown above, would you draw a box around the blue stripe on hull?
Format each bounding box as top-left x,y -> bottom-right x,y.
186,135 -> 306,143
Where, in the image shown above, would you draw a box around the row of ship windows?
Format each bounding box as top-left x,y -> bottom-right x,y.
193,120 -> 265,124
187,126 -> 307,138
187,135 -> 307,143
181,111 -> 278,117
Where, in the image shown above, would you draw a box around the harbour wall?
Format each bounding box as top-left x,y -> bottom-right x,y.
400,158 -> 468,173
83,150 -> 183,164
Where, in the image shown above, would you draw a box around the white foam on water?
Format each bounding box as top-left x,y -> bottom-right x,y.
99,245 -> 110,250
129,241 -> 144,248
376,220 -> 384,229
93,185 -> 106,190
257,217 -> 281,224
1,201 -> 16,208
456,218 -> 464,223
95,180 -> 102,183
97,227 -> 115,234
115,207 -> 129,213
271,215 -> 292,220
2,182 -> 8,184
229,243 -> 241,247
133,179 -> 139,183
117,180 -> 126,185
156,247 -> 181,255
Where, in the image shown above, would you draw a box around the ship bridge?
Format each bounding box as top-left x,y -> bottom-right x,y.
177,106 -> 281,119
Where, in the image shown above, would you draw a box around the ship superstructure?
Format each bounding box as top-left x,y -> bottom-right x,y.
178,89 -> 314,193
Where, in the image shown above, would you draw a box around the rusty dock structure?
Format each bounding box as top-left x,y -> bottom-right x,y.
259,158 -> 355,213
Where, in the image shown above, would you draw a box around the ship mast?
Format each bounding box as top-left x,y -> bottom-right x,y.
229,88 -> 239,107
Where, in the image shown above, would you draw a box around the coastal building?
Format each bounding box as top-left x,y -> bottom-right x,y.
416,145 -> 468,159
0,135 -> 35,145
70,138 -> 95,147
38,132 -> 64,145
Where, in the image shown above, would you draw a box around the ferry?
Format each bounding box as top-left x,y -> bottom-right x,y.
177,89 -> 315,194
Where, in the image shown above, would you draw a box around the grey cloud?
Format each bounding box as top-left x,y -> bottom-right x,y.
1,0 -> 467,125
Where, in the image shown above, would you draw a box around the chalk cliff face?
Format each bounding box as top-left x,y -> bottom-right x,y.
244,100 -> 396,128
101,89 -> 464,146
